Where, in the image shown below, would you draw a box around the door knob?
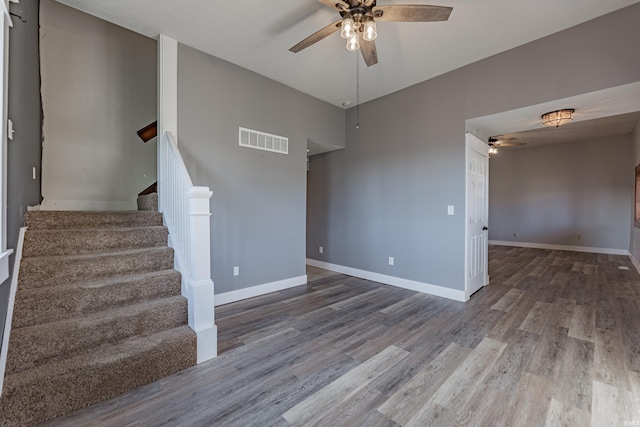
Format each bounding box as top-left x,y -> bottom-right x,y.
482,226 -> 488,231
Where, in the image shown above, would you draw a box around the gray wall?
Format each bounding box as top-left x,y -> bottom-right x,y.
39,0 -> 157,210
177,44 -> 345,295
1,0 -> 42,349
488,136 -> 632,250
307,4 -> 640,291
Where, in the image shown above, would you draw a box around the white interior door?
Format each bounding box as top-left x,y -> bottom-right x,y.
465,133 -> 489,298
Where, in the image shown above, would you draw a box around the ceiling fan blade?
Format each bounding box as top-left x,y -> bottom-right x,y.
360,38 -> 378,67
316,0 -> 350,12
497,142 -> 527,147
373,5 -> 453,22
289,20 -> 342,53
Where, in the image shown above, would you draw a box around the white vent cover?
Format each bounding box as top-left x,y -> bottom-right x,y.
239,127 -> 288,154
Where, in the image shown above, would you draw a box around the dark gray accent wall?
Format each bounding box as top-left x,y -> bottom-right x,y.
1,0 -> 42,348
177,44 -> 345,295
308,4 -> 640,291
488,136 -> 632,249
631,117 -> 640,262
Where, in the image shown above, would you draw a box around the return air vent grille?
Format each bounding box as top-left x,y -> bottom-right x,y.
239,127 -> 288,154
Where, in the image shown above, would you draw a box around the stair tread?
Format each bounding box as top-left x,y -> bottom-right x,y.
22,226 -> 170,258
25,225 -> 167,233
21,245 -> 172,261
18,246 -> 175,290
17,268 -> 180,293
13,294 -> 186,333
26,210 -> 163,230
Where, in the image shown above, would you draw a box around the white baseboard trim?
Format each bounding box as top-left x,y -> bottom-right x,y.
196,324 -> 218,364
1,227 -> 25,397
214,275 -> 308,306
488,240 -> 629,256
306,259 -> 466,302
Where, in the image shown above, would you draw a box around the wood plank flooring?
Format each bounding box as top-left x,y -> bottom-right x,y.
43,246 -> 640,426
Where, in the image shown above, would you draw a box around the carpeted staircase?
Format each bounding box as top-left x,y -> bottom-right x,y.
0,210 -> 196,426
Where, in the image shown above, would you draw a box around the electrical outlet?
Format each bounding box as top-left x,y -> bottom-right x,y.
389,257 -> 394,266
319,246 -> 323,254
512,232 -> 517,237
447,205 -> 454,215
233,266 -> 239,276
577,235 -> 582,240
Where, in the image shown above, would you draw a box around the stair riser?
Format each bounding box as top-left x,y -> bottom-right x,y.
22,227 -> 169,258
137,193 -> 158,211
11,271 -> 182,328
18,247 -> 175,289
26,210 -> 163,230
6,297 -> 188,375
0,327 -> 196,427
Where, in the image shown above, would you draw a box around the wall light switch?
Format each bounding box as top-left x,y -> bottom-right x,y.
233,266 -> 239,276
7,119 -> 14,140
447,205 -> 454,215
319,246 -> 323,254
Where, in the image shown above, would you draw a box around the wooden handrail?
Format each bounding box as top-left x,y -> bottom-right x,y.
138,182 -> 157,196
137,121 -> 157,142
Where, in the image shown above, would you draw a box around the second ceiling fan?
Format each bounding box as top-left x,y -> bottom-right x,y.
289,0 -> 453,67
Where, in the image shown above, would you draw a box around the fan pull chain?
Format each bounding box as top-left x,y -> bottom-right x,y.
355,53 -> 360,129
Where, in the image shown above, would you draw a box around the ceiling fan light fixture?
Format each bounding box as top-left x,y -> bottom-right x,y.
363,18 -> 377,41
346,33 -> 360,51
541,109 -> 575,128
340,16 -> 355,39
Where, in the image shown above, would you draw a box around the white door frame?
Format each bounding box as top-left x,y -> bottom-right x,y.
0,0 -> 13,283
464,133 -> 490,301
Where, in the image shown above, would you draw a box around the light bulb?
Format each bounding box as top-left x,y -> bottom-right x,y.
363,20 -> 377,41
341,17 -> 355,39
346,33 -> 360,51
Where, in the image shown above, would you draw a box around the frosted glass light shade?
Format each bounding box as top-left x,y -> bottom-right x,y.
541,109 -> 575,127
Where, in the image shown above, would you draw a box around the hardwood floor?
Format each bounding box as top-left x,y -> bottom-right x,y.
44,246 -> 640,426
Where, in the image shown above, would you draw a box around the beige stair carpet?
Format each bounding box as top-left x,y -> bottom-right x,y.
0,210 -> 196,426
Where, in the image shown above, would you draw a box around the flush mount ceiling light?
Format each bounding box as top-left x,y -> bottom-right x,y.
541,109 -> 575,128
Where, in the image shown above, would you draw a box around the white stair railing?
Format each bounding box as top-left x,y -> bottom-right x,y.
158,130 -> 217,362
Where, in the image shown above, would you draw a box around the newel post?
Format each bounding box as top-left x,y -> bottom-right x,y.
186,186 -> 217,362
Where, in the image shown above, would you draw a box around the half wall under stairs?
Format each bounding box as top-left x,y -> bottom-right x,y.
0,210 -> 196,426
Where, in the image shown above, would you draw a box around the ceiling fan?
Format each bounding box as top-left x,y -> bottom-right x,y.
289,1 -> 453,67
488,136 -> 526,153
488,137 -> 527,148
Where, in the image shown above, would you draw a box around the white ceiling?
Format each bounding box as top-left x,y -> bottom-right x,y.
466,82 -> 640,148
490,112 -> 640,149
56,0 -> 640,108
